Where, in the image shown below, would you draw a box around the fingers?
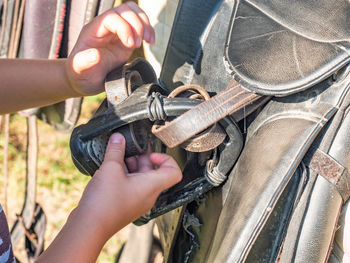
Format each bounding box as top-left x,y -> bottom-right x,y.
125,156 -> 138,172
146,153 -> 182,190
98,11 -> 136,47
124,1 -> 155,44
125,147 -> 153,173
85,3 -> 154,48
115,4 -> 143,47
137,148 -> 153,173
103,133 -> 126,164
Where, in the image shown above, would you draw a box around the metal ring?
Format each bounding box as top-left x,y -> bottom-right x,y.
168,85 -> 210,100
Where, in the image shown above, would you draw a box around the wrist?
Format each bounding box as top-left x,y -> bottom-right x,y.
36,206 -> 109,263
67,206 -> 111,244
63,58 -> 88,97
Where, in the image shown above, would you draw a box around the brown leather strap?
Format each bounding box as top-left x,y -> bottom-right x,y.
105,58 -> 157,107
152,80 -> 263,148
304,148 -> 350,201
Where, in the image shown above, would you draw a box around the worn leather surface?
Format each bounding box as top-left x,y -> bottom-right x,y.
279,86 -> 350,262
157,0 -> 236,259
20,0 -> 84,132
155,0 -> 350,262
330,201 -> 349,263
68,0 -> 89,54
203,75 -> 350,263
152,81 -> 262,148
161,0 -> 350,97
226,0 -> 350,96
262,71 -> 350,262
23,0 -> 62,59
160,0 -> 233,93
160,53 -> 350,263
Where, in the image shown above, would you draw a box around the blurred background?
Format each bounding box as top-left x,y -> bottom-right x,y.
0,0 -> 178,262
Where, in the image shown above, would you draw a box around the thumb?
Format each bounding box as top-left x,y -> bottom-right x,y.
103,133 -> 126,164
147,153 -> 182,190
72,48 -> 101,74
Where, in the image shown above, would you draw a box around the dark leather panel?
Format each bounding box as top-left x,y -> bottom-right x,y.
225,0 -> 350,96
204,76 -> 350,262
157,0 -> 350,261
280,85 -> 350,262
244,170 -> 302,263
157,0 -> 233,258
160,0 -> 233,93
23,0 -> 59,58
286,176 -> 342,263
208,118 -> 320,262
68,0 -> 89,53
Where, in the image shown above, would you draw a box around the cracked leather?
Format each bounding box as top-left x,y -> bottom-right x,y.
205,77 -> 350,263
156,0 -> 350,262
225,0 -> 350,96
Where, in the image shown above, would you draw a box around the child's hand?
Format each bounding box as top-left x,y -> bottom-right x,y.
36,133 -> 181,262
65,2 -> 155,96
74,133 -> 182,238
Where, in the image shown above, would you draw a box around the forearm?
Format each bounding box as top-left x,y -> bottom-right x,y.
0,59 -> 80,114
36,207 -> 111,263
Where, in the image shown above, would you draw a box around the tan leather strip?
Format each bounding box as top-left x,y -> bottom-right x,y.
305,149 -> 344,183
152,80 -> 262,148
304,148 -> 350,201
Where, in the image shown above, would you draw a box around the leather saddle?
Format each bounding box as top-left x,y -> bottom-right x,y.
70,0 -> 350,262
152,0 -> 350,262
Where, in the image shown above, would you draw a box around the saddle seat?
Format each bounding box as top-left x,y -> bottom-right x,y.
227,0 -> 350,96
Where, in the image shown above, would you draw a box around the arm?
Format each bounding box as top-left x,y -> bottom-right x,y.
0,59 -> 76,113
36,133 -> 182,263
0,1 -> 154,114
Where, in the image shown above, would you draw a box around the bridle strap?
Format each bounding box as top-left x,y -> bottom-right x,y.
152,80 -> 269,148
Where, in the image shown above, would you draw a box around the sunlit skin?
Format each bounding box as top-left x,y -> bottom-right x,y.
0,2 -> 182,262
0,2 -> 155,113
36,134 -> 182,263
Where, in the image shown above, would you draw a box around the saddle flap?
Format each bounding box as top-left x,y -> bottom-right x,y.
226,0 -> 350,96
205,74 -> 350,262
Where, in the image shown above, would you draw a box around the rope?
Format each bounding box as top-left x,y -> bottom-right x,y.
147,92 -> 166,121
205,160 -> 227,187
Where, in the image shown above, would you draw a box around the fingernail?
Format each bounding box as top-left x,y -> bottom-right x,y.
128,36 -> 134,46
110,133 -> 123,144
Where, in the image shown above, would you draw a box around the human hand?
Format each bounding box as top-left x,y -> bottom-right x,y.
65,2 -> 155,96
36,133 -> 180,263
74,133 -> 182,239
